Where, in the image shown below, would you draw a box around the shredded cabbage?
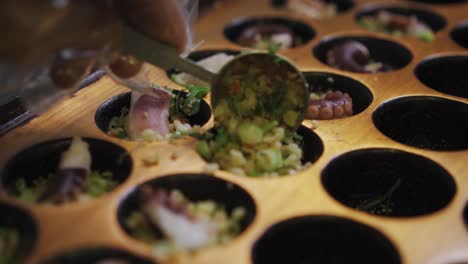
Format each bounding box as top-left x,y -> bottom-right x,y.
12,171 -> 117,203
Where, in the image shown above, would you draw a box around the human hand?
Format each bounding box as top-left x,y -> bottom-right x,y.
0,0 -> 195,111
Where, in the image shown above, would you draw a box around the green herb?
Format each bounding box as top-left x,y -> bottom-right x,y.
355,178 -> 402,214
179,85 -> 209,116
167,79 -> 210,117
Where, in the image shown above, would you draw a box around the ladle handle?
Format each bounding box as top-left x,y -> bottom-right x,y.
120,25 -> 215,83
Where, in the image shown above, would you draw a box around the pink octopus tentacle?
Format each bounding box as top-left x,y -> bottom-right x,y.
37,137 -> 91,204
306,90 -> 353,120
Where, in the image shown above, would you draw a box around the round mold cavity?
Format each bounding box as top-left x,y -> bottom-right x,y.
415,55 -> 468,98
0,202 -> 37,263
39,247 -> 152,264
118,174 -> 256,248
464,202 -> 468,230
201,125 -> 323,175
199,0 -> 222,16
355,5 -> 446,33
224,17 -> 316,49
405,0 -> 468,4
166,49 -> 240,82
313,36 -> 413,73
1,138 -> 132,204
373,96 -> 468,151
95,92 -> 212,140
322,148 -> 456,217
297,125 -> 324,164
451,22 -> 468,49
303,71 -> 373,119
252,215 -> 401,264
271,0 -> 355,14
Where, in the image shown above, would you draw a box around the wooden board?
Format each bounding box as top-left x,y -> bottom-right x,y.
1,0 -> 468,263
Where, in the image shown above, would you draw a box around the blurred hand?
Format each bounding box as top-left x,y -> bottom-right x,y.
0,0 -> 191,111
0,0 -> 189,64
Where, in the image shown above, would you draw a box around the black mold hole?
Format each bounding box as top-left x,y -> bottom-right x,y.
405,0 -> 468,4
464,202 -> 468,230
252,215 -> 401,264
313,36 -> 413,73
355,5 -> 446,32
95,92 -> 212,139
304,71 -> 373,117
373,96 -> 468,151
271,0 -> 355,14
297,125 -> 324,164
199,0 -> 223,16
0,203 -> 37,263
224,17 -> 315,48
1,138 -> 132,202
40,247 -> 153,264
322,148 -> 456,217
415,55 -> 468,98
451,22 -> 468,49
167,49 -> 240,83
118,174 -> 256,244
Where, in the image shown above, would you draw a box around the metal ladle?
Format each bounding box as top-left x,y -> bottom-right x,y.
119,26 -> 309,130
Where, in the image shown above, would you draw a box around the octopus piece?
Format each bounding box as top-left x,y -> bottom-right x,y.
326,41 -> 391,73
37,137 -> 91,204
127,86 -> 173,140
139,186 -> 219,250
287,0 -> 337,19
306,90 -> 353,120
237,24 -> 294,49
